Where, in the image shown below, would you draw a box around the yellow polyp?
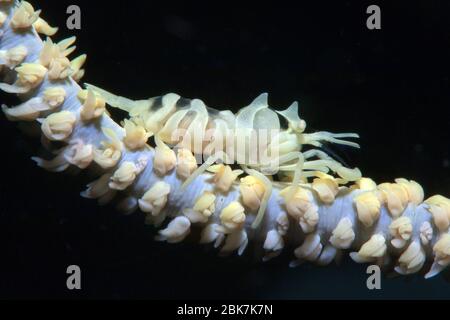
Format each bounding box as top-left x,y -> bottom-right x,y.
2,98 -> 37,121
47,57 -> 72,80
427,204 -> 450,232
64,141 -> 94,169
180,151 -> 233,190
220,201 -> 246,231
420,221 -> 433,245
220,229 -> 248,255
94,147 -> 121,169
329,217 -> 355,249
426,195 -> 450,206
93,127 -> 123,169
77,88 -> 101,102
16,63 -> 47,87
353,191 -> 381,227
193,192 -> 216,217
78,89 -> 107,120
43,87 -> 66,108
280,185 -> 318,233
109,161 -> 137,191
244,168 -> 272,230
354,177 -> 377,191
356,234 -> 387,260
70,54 -> 86,70
185,192 -> 216,223
57,36 -> 76,53
425,196 -> 450,233
395,178 -> 424,205
312,174 -> 339,204
3,45 -> 28,68
378,182 -> 409,218
396,241 -> 426,275
10,1 -> 40,30
294,233 -> 322,262
80,89 -> 106,121
40,38 -> 59,67
156,216 -> 191,244
239,175 -> 265,211
280,186 -> 305,209
138,181 -> 171,216
207,164 -> 243,193
123,120 -> 151,150
434,234 -> 450,259
32,151 -> 70,173
33,17 -> 58,36
153,137 -> 176,176
1,95 -> 57,121
40,111 -> 76,141
429,234 -> 450,276
300,207 -> 319,233
70,54 -> 87,82
263,230 -> 284,253
72,69 -> 85,82
389,216 -> 413,249
176,148 -> 198,180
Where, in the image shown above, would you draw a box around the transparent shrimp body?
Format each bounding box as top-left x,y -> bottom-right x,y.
85,84 -> 361,229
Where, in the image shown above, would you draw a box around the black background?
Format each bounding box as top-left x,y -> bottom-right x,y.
0,0 -> 449,299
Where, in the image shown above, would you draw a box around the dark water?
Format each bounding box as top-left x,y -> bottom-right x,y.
0,0 -> 449,299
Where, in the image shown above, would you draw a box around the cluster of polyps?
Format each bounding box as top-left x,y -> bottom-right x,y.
1,0 -> 450,280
